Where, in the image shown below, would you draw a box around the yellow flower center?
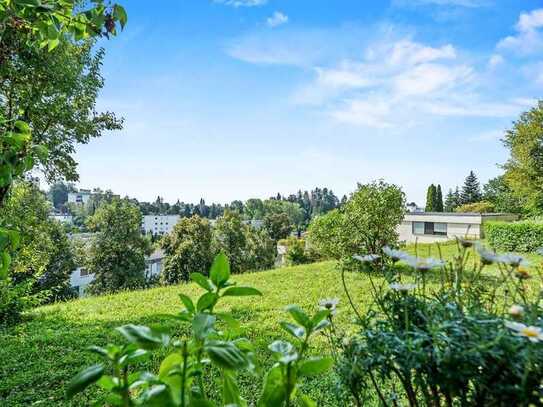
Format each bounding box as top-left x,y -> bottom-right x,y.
521,327 -> 539,337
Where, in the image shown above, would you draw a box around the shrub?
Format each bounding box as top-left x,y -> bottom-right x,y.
485,220 -> 543,252
263,212 -> 292,241
0,279 -> 35,326
244,228 -> 276,271
161,215 -> 214,284
455,200 -> 495,213
308,180 -> 405,266
284,237 -> 310,265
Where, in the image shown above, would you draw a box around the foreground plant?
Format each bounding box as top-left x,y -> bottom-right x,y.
67,253 -> 333,406
335,240 -> 543,406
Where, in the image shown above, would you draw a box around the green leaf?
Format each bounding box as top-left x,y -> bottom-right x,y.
286,305 -> 311,329
192,313 -> 216,341
159,353 -> 182,405
179,293 -> 195,313
113,4 -> 128,29
210,253 -> 230,288
66,364 -> 104,398
97,375 -> 119,391
222,286 -> 262,297
257,365 -> 286,407
310,309 -> 330,328
137,384 -> 174,406
190,272 -> 213,292
269,340 -> 298,364
47,38 -> 60,51
116,325 -> 168,350
279,322 -> 305,339
222,371 -> 245,406
197,292 -> 218,312
0,251 -> 11,280
205,340 -> 248,370
298,357 -> 334,377
298,393 -> 317,407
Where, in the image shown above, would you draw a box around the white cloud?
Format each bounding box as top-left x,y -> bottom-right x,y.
393,63 -> 472,96
488,54 -> 504,68
389,40 -> 456,65
266,11 -> 288,28
498,8 -> 543,55
330,98 -> 394,128
214,0 -> 266,7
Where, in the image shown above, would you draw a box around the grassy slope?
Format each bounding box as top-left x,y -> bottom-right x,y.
0,261 -> 369,406
1,243 -> 540,406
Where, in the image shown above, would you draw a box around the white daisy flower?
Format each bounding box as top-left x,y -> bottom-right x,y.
383,246 -> 408,262
475,243 -> 499,265
498,253 -> 529,268
505,321 -> 543,343
404,256 -> 445,271
319,298 -> 339,315
353,254 -> 380,264
389,283 -> 417,292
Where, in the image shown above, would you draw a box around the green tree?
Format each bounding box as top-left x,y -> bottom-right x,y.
263,212 -> 292,241
244,198 -> 265,220
461,171 -> 482,205
503,101 -> 543,214
244,228 -> 276,271
425,184 -> 437,212
212,211 -> 247,274
435,184 -> 444,212
444,188 -> 460,212
161,216 -> 213,284
47,182 -> 72,210
483,175 -> 524,214
86,199 -> 149,294
1,181 -> 75,301
307,209 -> 345,260
263,199 -> 304,231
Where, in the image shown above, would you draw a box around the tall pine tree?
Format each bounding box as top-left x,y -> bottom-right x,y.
444,189 -> 456,212
461,171 -> 482,204
435,184 -> 444,212
425,184 -> 437,212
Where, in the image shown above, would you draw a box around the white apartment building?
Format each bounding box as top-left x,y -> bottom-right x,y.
69,249 -> 165,297
398,212 -> 518,244
67,189 -> 92,205
50,213 -> 73,224
141,215 -> 181,235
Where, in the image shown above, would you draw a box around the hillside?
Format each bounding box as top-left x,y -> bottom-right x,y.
0,261 -> 364,406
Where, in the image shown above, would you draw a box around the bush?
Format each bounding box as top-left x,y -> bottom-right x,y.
284,237 -> 310,265
455,201 -> 495,213
308,180 -> 405,266
0,280 -> 34,326
485,220 -> 543,252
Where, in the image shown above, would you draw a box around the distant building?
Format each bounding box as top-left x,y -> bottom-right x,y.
67,189 -> 92,205
69,249 -> 165,297
50,213 -> 73,224
398,212 -> 519,243
406,202 -> 424,213
141,215 -> 180,235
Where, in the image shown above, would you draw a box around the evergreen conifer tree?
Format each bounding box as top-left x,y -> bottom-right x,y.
425,184 -> 437,212
435,184 -> 444,212
461,171 -> 482,204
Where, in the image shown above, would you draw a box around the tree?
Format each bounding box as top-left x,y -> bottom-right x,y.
0,1 -> 126,285
0,181 -> 76,302
212,211 -> 247,274
244,228 -> 276,271
86,199 -> 149,294
461,171 -> 482,205
435,184 -> 444,212
425,184 -> 437,212
263,212 -> 292,241
503,101 -> 543,214
161,216 -> 213,284
263,199 -> 304,231
483,175 -> 524,214
48,182 -> 72,210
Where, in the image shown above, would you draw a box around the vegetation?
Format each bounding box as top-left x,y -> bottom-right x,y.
308,180 -> 405,267
461,170 -> 482,205
424,184 -> 443,212
483,175 -> 524,214
263,212 -> 293,241
486,220 -> 543,252
86,199 -> 150,294
161,216 -> 214,284
455,201 -> 495,213
503,101 -> 543,215
444,187 -> 461,212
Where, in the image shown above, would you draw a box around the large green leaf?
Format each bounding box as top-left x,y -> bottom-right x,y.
159,353 -> 183,405
116,325 -> 168,350
197,292 -> 218,312
279,322 -> 305,339
285,305 -> 311,329
113,4 -> 128,29
190,272 -> 213,292
192,313 -> 216,341
179,293 -> 195,313
205,340 -> 248,370
222,286 -> 262,297
66,364 -> 104,398
257,365 -> 286,407
210,253 -> 230,288
222,371 -> 246,406
298,357 -> 334,377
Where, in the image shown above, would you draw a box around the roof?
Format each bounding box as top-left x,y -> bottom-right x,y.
407,212 -> 515,217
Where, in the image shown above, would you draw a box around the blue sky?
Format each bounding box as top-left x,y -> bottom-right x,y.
73,0 -> 543,205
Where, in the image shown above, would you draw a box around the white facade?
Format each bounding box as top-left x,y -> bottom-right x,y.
142,215 -> 180,235
397,212 -> 518,244
69,249 -> 165,297
67,189 -> 92,205
50,213 -> 73,224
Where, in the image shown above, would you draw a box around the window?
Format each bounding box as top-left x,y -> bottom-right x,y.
80,268 -> 89,276
412,221 -> 447,236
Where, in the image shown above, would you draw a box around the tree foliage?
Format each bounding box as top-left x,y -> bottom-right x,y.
86,199 -> 149,294
161,216 -> 214,284
503,101 -> 543,214
483,175 -> 524,214
461,170 -> 482,205
263,212 -> 292,241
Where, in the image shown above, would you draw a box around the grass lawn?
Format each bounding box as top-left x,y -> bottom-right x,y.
1,242 -> 540,406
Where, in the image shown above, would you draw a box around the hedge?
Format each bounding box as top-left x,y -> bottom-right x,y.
485,221 -> 543,252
